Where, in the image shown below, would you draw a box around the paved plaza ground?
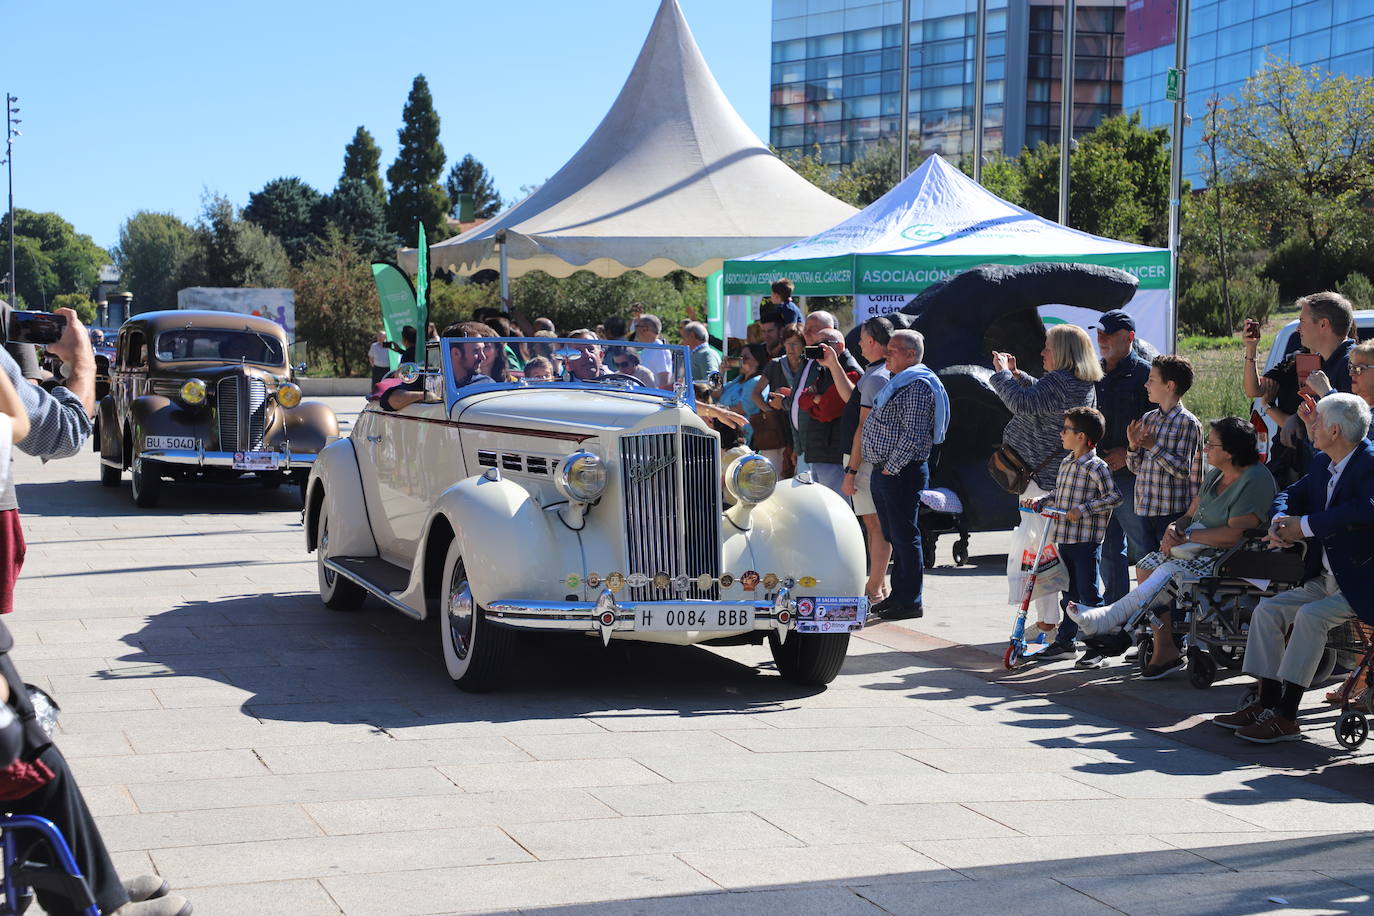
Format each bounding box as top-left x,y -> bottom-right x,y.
11,397 -> 1374,915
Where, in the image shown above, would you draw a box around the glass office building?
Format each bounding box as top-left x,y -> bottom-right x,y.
770,0 -> 1126,166
1123,0 -> 1374,182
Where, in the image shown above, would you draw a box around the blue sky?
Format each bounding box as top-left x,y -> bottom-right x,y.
3,0 -> 772,253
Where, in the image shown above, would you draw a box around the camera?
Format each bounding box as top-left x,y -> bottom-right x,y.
803,344 -> 826,361
6,310 -> 68,346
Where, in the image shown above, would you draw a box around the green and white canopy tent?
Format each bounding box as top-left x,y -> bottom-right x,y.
723,155 -> 1173,351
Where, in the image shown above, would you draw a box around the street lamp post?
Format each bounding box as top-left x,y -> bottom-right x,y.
4,94 -> 18,307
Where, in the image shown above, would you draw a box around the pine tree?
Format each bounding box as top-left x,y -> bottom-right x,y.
446,154 -> 502,219
385,75 -> 450,240
243,177 -> 324,265
320,177 -> 396,261
341,126 -> 384,201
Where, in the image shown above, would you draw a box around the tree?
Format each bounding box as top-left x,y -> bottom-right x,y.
0,209 -> 108,309
243,177 -> 324,264
290,228 -> 376,377
319,177 -> 396,262
341,126 -> 384,201
51,292 -> 96,325
445,154 -> 502,219
386,75 -> 450,240
1215,58 -> 1374,298
112,211 -> 199,312
188,193 -> 290,289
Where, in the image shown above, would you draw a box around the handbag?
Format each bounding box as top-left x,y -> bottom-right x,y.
987,442 -> 1054,496
750,409 -> 787,451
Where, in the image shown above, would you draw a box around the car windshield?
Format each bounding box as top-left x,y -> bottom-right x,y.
155,329 -> 285,365
439,336 -> 694,403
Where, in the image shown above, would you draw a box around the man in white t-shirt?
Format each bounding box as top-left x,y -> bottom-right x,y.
631,314 -> 673,388
368,331 -> 391,386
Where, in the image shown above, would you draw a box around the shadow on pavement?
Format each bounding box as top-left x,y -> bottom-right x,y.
104,590 -> 827,730
15,477 -> 304,518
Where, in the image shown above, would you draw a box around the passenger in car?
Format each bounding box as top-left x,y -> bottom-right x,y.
381,323 -> 495,411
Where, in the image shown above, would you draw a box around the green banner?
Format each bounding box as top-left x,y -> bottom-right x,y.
723,251 -> 1170,297
705,269 -> 724,343
371,263 -> 420,372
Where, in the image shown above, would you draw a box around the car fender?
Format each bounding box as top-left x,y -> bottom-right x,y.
267,401 -> 339,454
723,478 -> 866,597
427,475 -> 573,610
305,438 -> 378,558
98,396 -> 121,464
129,396 -> 211,446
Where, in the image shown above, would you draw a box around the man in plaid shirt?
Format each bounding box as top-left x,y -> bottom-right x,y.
1127,355 -> 1204,553
1026,407 -> 1122,661
861,330 -> 940,621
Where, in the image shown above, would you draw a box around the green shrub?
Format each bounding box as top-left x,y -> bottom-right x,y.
1179,270 -> 1280,336
1338,272 -> 1374,311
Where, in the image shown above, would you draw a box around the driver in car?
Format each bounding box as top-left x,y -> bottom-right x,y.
219,334 -> 260,362
381,322 -> 494,411
566,330 -> 612,381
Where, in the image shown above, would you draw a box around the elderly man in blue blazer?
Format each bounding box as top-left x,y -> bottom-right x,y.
1213,392 -> 1374,743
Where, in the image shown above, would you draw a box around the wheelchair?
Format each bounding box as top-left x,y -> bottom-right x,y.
0,813 -> 99,915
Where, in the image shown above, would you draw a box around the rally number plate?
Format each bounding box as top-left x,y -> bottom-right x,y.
635,604 -> 753,631
795,596 -> 868,634
233,451 -> 279,471
145,435 -> 198,451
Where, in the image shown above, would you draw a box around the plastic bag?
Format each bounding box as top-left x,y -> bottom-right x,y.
1007,509 -> 1070,604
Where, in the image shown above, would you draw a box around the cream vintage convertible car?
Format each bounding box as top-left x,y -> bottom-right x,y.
304,335 -> 866,691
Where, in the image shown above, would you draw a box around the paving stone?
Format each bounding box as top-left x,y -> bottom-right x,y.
903,746 -> 1101,774
66,748 -> 267,786
679,842 -> 958,889
509,730 -> 756,761
80,784 -> 140,817
437,758 -> 668,792
718,726 -> 950,753
325,855 -> 715,915
816,769 -> 1113,804
590,776 -> 862,816
580,711 -> 779,731
304,789 -> 620,835
757,802 -> 1017,845
97,804 -> 323,852
857,876 -> 1121,915
256,736 -> 530,774
1156,830 -> 1374,872
964,799 -> 1264,836
171,879 -> 343,915
1063,766 -> 1342,799
910,834 -> 1229,879
508,812 -> 803,859
1060,870 -> 1372,916
633,748 -> 935,783
1192,797 -> 1374,832
150,825 -> 529,886
529,886 -> 887,916
128,767 -> 461,812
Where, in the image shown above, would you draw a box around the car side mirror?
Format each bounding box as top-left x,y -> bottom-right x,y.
398,362 -> 421,384
295,362 -> 308,374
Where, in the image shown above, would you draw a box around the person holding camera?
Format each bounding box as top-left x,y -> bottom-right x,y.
778,328 -> 860,496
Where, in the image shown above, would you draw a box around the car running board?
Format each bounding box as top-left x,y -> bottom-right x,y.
322,556 -> 419,619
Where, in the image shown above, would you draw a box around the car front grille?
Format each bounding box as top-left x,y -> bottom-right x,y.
620,427 -> 720,601
216,375 -> 268,451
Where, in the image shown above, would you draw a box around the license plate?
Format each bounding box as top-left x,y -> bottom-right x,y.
634,604 -> 753,631
145,435 -> 197,451
233,451 -> 279,470
795,596 -> 868,634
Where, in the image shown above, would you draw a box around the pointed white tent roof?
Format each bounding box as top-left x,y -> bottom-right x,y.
724,154 -> 1168,295
413,0 -> 856,279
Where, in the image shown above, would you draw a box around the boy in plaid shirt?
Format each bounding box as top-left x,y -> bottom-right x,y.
1025,407 -> 1122,660
1127,355 -> 1204,554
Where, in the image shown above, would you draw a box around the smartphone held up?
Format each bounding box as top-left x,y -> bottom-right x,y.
5,310 -> 68,346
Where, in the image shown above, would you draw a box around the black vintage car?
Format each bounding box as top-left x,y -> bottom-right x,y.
99,310 -> 338,507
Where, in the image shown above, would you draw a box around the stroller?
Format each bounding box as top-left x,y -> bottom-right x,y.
918,487 -> 971,568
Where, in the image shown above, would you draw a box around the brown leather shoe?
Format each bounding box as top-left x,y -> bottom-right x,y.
1212,702 -> 1266,730
1235,709 -> 1302,744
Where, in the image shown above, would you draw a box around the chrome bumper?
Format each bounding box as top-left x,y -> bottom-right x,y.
487,587 -> 803,645
137,448 -> 317,470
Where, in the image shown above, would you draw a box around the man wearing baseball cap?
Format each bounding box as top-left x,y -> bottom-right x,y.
1082,309 -> 1153,668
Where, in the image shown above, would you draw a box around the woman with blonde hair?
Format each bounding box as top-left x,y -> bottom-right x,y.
990,323 -> 1103,658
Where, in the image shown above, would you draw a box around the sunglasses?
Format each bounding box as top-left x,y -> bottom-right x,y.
1352,364 -> 1372,376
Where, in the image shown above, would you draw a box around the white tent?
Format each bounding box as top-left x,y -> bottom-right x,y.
723,155 -> 1173,350
408,0 -> 856,280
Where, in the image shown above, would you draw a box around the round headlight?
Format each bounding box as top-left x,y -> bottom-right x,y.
276,382 -> 302,408
555,451 -> 607,503
179,378 -> 207,406
726,454 -> 778,504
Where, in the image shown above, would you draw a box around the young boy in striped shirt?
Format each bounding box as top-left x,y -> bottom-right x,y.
1025,406 -> 1122,662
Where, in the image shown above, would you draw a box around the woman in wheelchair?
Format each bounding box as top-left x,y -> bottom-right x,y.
1068,417 -> 1277,679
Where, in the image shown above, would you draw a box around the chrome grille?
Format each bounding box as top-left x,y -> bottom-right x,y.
216,375 -> 269,451
621,428 -> 720,601
216,377 -> 239,450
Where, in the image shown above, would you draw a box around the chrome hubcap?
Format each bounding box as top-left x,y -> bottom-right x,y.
320,524 -> 335,587
448,578 -> 475,661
